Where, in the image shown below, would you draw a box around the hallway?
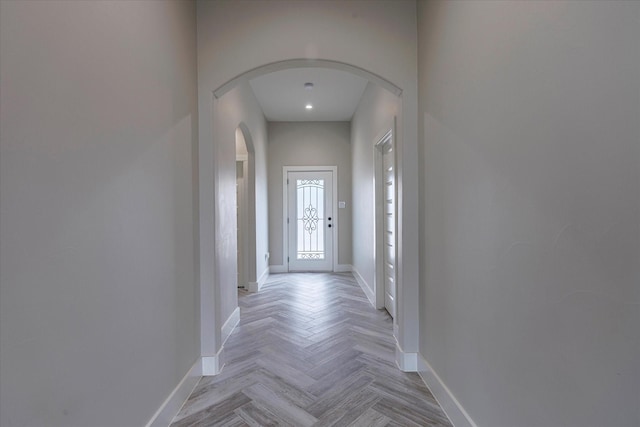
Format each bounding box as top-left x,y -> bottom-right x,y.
170,273 -> 452,427
2,1 -> 637,425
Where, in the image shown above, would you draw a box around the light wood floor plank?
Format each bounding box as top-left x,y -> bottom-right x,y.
348,407 -> 392,427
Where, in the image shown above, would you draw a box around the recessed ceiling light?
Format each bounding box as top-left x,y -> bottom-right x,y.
305,104 -> 313,110
304,82 -> 314,90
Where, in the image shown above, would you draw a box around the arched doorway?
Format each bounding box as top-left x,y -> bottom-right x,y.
199,59 -> 418,374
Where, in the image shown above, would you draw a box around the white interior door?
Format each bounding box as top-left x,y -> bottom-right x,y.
287,170 -> 334,272
382,141 -> 396,318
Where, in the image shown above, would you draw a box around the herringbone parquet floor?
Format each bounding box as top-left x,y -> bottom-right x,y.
170,273 -> 452,427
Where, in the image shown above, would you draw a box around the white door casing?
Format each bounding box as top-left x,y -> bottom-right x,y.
382,140 -> 396,318
284,166 -> 336,272
375,129 -> 396,318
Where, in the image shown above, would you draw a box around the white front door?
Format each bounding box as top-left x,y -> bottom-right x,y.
287,170 -> 334,272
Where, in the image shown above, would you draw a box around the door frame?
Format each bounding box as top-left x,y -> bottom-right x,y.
236,156 -> 249,288
283,165 -> 338,272
374,124 -> 396,312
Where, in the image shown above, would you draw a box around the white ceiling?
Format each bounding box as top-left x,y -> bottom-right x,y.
248,68 -> 369,122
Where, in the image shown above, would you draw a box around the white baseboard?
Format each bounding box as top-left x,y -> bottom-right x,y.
270,264 -> 353,275
269,264 -> 287,274
222,307 -> 240,346
417,354 -> 478,427
334,264 -> 352,273
395,342 -> 418,372
145,360 -> 202,427
201,349 -> 223,376
258,266 -> 270,284
352,266 -> 376,308
248,267 -> 269,292
247,282 -> 260,292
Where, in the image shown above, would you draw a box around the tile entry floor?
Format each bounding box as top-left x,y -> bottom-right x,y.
170,273 -> 452,427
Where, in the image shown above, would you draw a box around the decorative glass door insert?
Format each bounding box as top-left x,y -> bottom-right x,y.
296,178 -> 325,260
287,169 -> 334,272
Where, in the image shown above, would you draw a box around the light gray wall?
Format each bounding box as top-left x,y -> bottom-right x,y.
0,1 -> 199,426
268,122 -> 351,267
213,82 -> 269,325
417,1 -> 639,426
236,128 -> 249,157
196,0 -> 420,354
351,83 -> 400,295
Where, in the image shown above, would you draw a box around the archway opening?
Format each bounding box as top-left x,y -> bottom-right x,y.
200,59 -> 418,374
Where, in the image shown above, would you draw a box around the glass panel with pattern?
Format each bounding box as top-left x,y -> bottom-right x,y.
296,179 -> 325,259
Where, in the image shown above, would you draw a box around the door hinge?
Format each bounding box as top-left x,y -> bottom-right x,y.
287,217 -> 289,224
287,256 -> 289,263
287,178 -> 289,185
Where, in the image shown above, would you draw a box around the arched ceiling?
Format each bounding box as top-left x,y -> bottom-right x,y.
248,67 -> 369,122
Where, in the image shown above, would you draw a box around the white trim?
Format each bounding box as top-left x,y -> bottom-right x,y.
198,93 -> 220,371
352,266 -> 376,308
417,354 -> 478,427
248,267 -> 270,292
221,307 -> 240,346
201,351 -> 223,376
269,265 -> 287,274
145,360 -> 202,427
258,265 -> 270,284
282,170 -> 287,271
283,166 -> 338,272
235,153 -> 248,161
374,123 -> 396,312
334,264 -> 352,273
395,342 -> 418,372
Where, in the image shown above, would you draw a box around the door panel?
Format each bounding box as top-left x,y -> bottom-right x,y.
382,143 -> 396,318
287,170 -> 334,272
